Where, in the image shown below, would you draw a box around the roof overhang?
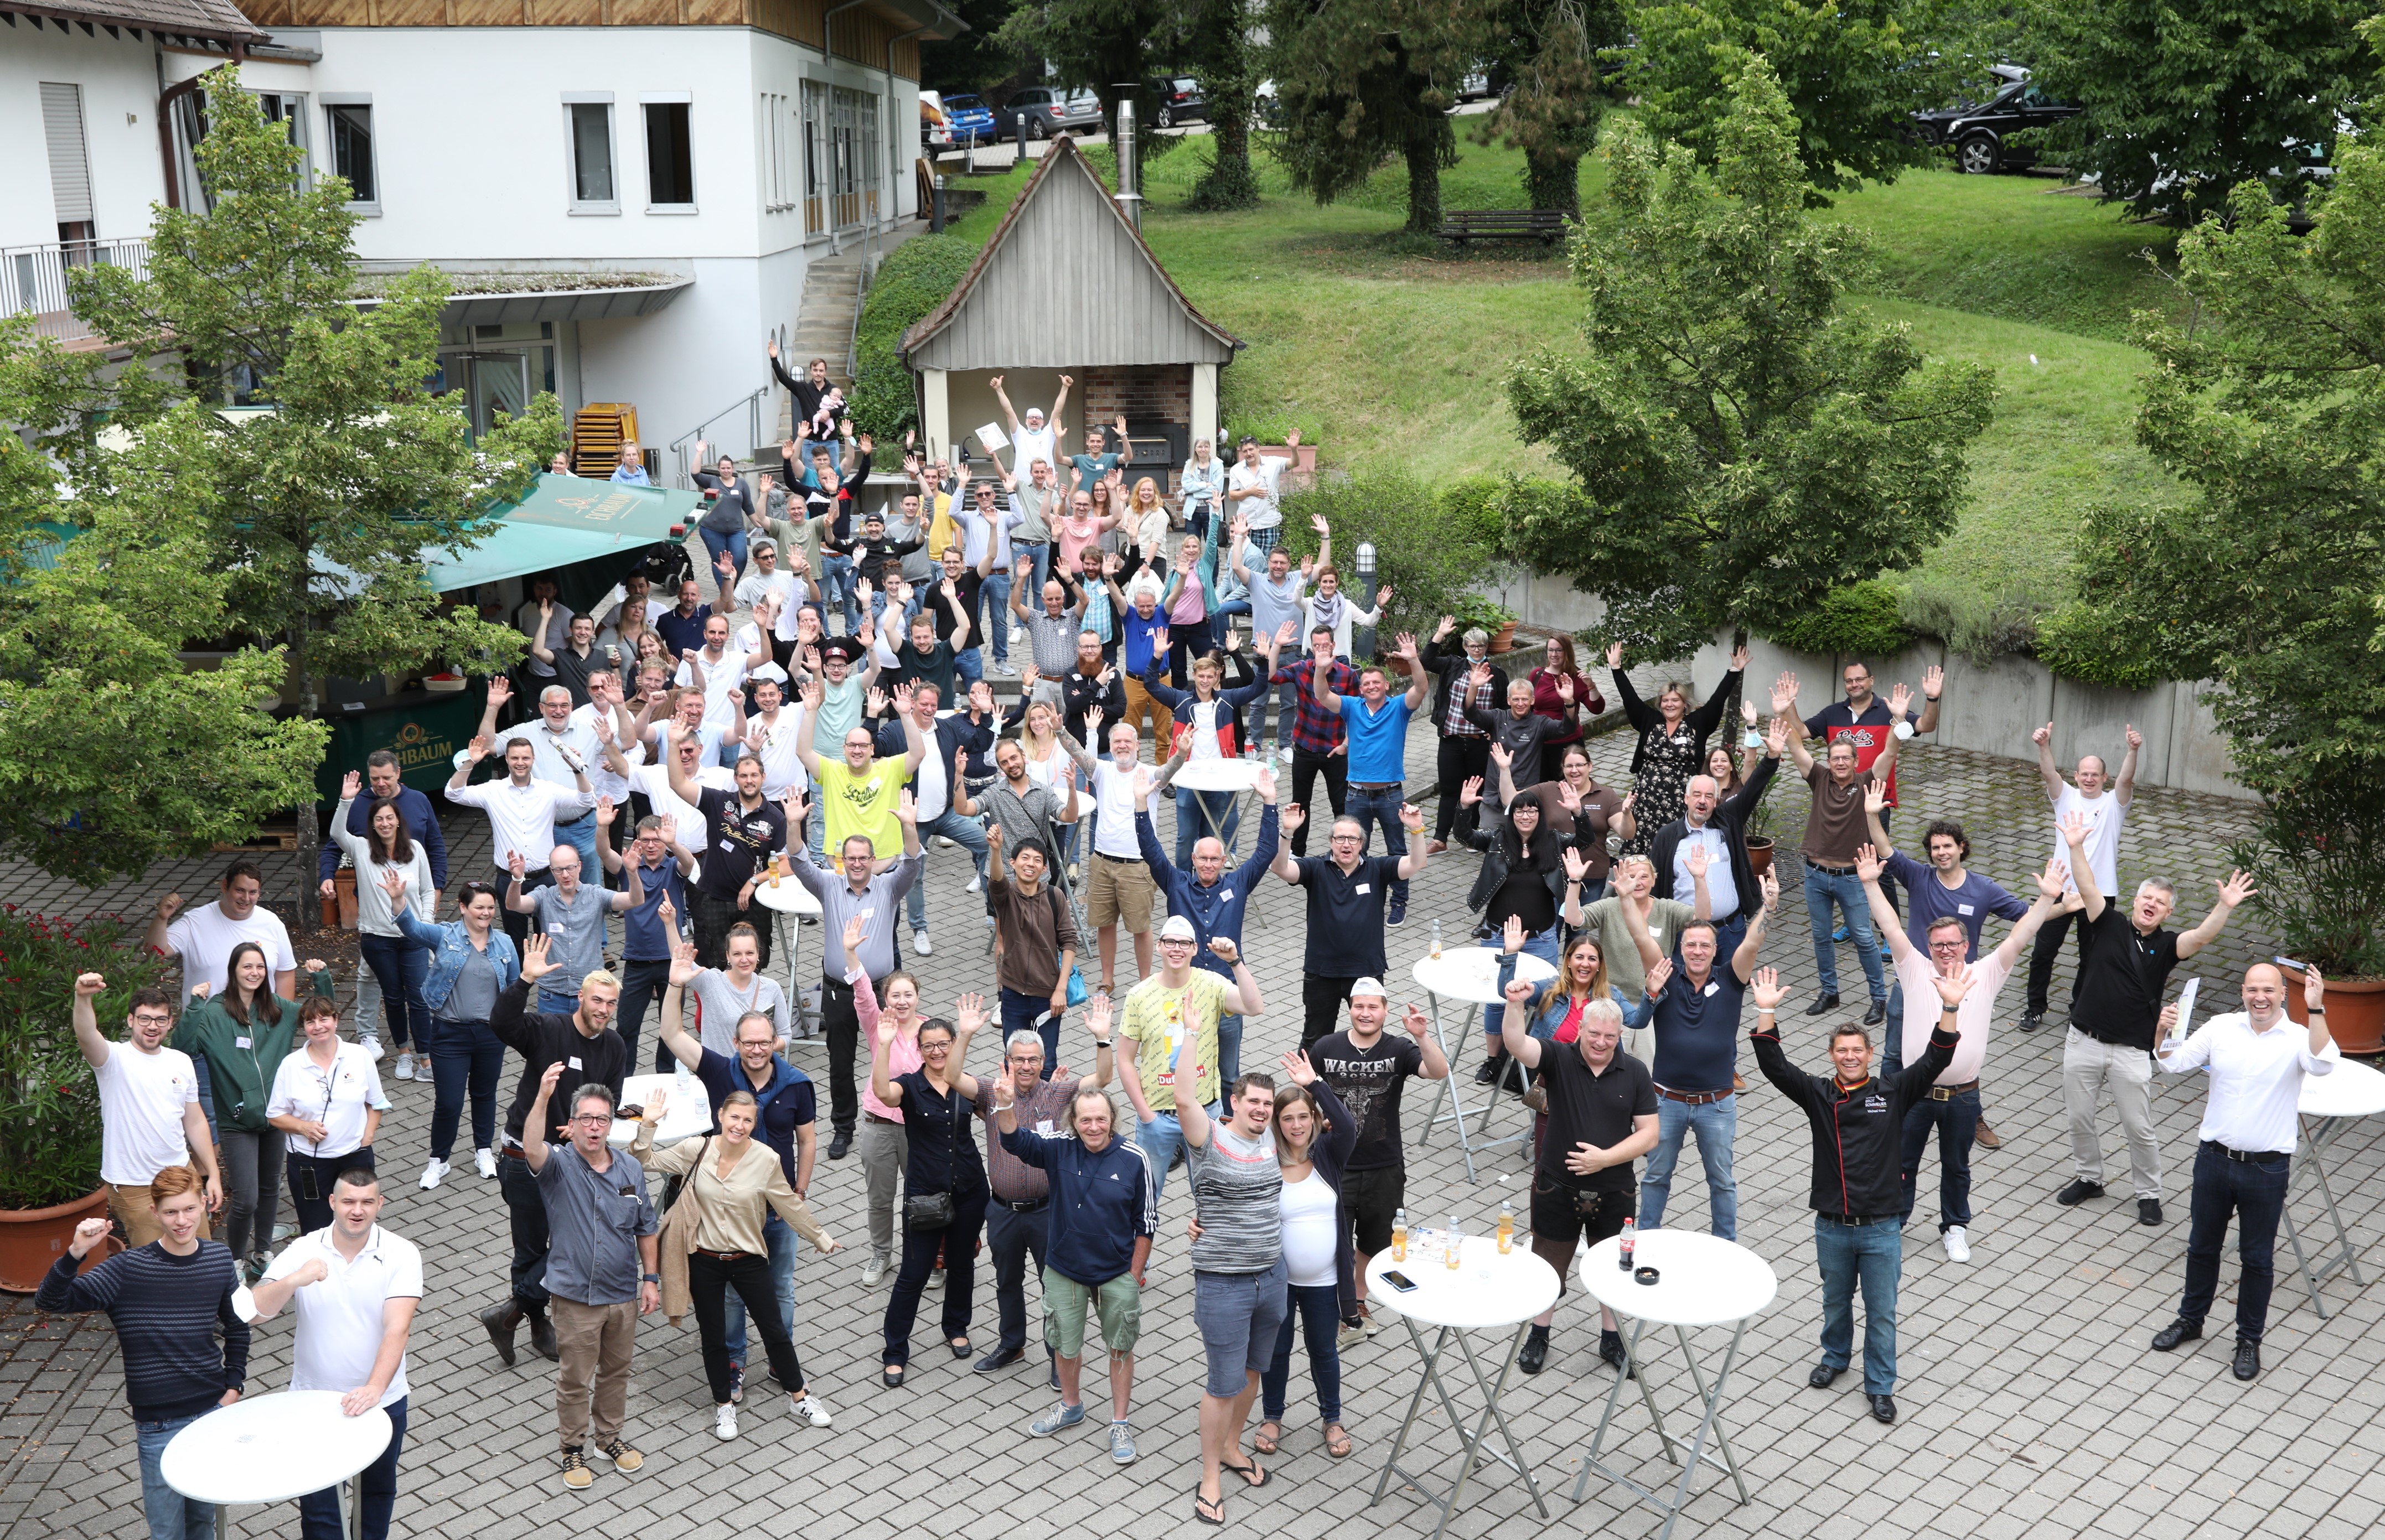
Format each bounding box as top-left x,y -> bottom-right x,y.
863,0 -> 966,40
433,280 -> 693,328
0,0 -> 266,45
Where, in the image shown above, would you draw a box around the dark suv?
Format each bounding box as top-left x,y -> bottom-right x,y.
1910,75 -> 2081,174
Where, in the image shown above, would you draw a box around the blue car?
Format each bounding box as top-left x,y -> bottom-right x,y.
941,94 -> 998,146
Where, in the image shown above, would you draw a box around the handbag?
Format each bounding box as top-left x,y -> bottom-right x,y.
902,1082 -> 961,1230
1046,887 -> 1091,1007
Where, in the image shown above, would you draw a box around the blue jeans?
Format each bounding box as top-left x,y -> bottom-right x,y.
1173,786 -> 1243,867
1814,1216 -> 1901,1393
1638,1094 -> 1738,1240
1013,541 -> 1052,599
698,525 -> 749,584
820,553 -> 859,628
536,987 -> 581,1015
1482,927 -> 1560,1043
979,571 -> 1012,664
1344,784 -> 1410,908
356,933 -> 430,1052
297,1395 -> 406,1540
723,1212 -> 797,1365
552,813 -> 599,880
427,1017 -> 505,1160
906,810 -> 991,931
2180,1140 -> 2291,1342
136,1412 -> 213,1540
1209,599 -> 1251,651
1261,1281 -> 1344,1422
1897,1088 -> 1980,1231
1001,986 -> 1063,1074
1805,865 -> 1885,1002
1135,1101 -> 1222,1201
955,645 -> 984,688
1219,1013 -> 1243,1085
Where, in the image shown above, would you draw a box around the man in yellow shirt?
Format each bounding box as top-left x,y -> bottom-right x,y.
796,678 -> 930,858
1114,916 -> 1264,1200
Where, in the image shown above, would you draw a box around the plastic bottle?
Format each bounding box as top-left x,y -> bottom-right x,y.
1391,1207 -> 1408,1262
1430,919 -> 1443,961
1446,1214 -> 1464,1269
1618,1217 -> 1637,1272
674,1055 -> 692,1101
1497,1201 -> 1514,1255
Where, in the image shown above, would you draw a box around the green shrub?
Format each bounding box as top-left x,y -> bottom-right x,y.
0,911 -> 171,1210
1765,580 -> 1915,658
2031,602 -> 2160,689
1278,469 -> 1507,652
848,234 -> 982,438
1897,578 -> 2048,665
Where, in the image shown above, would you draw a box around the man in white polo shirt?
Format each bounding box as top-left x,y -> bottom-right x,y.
447,730 -> 598,955
73,972 -> 222,1246
144,860 -> 299,1007
241,1168 -> 422,1540
2020,720 -> 2138,1033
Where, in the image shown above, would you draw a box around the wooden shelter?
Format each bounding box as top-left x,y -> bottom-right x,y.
901,136 -> 1240,485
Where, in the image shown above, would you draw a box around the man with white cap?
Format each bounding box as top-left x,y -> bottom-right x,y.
1115,915 -> 1265,1200
991,373 -> 1070,486
1312,979 -> 1447,1345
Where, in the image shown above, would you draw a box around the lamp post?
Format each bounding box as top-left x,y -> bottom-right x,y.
1352,541 -> 1379,662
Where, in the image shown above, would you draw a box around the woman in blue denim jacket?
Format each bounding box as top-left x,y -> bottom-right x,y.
385,872 -> 521,1191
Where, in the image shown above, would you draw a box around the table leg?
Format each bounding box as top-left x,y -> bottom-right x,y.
1370,1318 -> 1467,1506
1444,1325 -> 1548,1521
346,1470 -> 363,1540
1572,1315 -> 1750,1534
1663,1318 -> 1751,1517
1414,997 -> 1489,1183
2304,1115 -> 2366,1289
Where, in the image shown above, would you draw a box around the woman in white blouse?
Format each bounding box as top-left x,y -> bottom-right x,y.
267,997 -> 391,1235
1179,438 -> 1226,540
328,771 -> 436,1079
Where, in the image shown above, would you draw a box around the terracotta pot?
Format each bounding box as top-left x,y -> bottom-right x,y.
1489,621 -> 1520,655
2283,968 -> 2385,1057
0,1186 -> 112,1294
1746,836 -> 1776,879
320,868 -> 358,931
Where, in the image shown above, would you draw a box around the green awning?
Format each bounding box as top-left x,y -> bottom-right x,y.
420,474 -> 702,592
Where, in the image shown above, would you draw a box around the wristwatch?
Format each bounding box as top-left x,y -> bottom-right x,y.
641,1273 -> 661,1285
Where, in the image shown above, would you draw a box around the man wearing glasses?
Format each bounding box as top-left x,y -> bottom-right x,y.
1271,801 -> 1432,1050
74,975 -> 224,1245
969,1004 -> 1116,1375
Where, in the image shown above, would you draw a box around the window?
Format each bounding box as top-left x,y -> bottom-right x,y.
329,104 -> 374,208
762,92 -> 794,213
566,100 -> 617,210
800,81 -> 826,235
644,101 -> 695,208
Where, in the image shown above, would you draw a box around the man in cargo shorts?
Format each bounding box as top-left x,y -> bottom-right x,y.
1074,716 -> 1157,993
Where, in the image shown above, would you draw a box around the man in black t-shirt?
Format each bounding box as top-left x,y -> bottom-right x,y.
667,738 -> 791,972
1496,988 -> 1658,1377
1314,981 -> 1450,1342
2055,812 -> 2254,1227
1272,803 -> 1432,1048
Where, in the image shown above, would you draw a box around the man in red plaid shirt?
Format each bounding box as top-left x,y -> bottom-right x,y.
1267,621 -> 1356,859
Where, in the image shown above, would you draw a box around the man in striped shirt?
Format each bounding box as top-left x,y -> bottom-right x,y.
40,1165 -> 248,1540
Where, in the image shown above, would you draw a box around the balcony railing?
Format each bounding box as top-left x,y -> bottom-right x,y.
1,238 -> 150,346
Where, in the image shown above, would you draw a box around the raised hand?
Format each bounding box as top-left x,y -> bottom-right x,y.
342,770 -> 363,800
1399,802 -> 1425,832
2058,810 -> 2092,849
1487,740 -> 1511,768
1759,869 -> 1780,910
1921,665 -> 1943,701
1646,957 -> 1676,998
520,934 -> 557,982
2125,722 -> 2144,751
1280,1049 -> 1317,1087
1770,671 -> 1798,715
2216,869 -> 2257,908
1929,960 -> 1977,1009
2037,858 -> 2071,900
1458,775 -> 1483,809
1854,842 -> 1882,884
1685,840 -> 1711,879
1887,681 -> 1912,718
1864,780 -> 1887,815
379,867 -> 410,904
955,992 -> 990,1038
658,813 -> 680,848
1606,640 -> 1625,670
1556,780 -> 1582,812
1435,614 -> 1457,641
1280,802 -> 1306,836
155,893 -> 183,924
1402,1002 -> 1431,1040
1556,673 -> 1575,704
1376,583 -> 1393,608
1207,937 -> 1241,967
842,912 -> 867,958
1766,714 -> 1791,755
1561,846 -> 1590,884
1502,912 -> 1526,955
1254,764 -> 1279,801
487,676 -> 514,709
1747,964 -> 1784,1012
896,788 -> 919,827
465,734 -> 493,765
2305,965 -> 2326,1013
669,937 -> 701,988
508,850 -> 527,883
1730,643 -> 1750,672
2033,722 -> 2053,746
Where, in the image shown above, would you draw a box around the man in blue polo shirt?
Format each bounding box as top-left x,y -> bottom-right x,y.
1132,764 -> 1281,1082
1311,630 -> 1427,927
656,944 -> 816,1405
1273,792 -> 1433,1048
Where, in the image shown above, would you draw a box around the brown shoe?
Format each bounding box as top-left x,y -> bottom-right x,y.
1427,839 -> 1449,855
1974,1118 -> 2003,1151
1732,1072 -> 1747,1092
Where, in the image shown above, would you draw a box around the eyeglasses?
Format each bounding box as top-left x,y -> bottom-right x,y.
572,1113 -> 613,1126
131,1014 -> 173,1027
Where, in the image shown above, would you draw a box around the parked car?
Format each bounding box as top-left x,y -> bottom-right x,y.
919,91 -> 953,151
1148,76 -> 1207,129
1006,87 -> 1106,140
1456,66 -> 1493,102
940,93 -> 999,145
1908,70 -> 2081,174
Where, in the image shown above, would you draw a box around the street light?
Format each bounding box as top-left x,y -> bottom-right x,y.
1352,540 -> 1379,662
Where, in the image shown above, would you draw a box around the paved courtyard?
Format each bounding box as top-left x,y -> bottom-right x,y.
7,711 -> 2381,1540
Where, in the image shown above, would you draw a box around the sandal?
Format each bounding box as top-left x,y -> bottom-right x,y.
1192,1489 -> 1225,1526
1324,1421 -> 1353,1459
1222,1455 -> 1271,1489
948,1337 -> 972,1359
1253,1422 -> 1282,1455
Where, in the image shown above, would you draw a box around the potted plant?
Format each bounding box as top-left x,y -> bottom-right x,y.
2254,815 -> 2385,1055
1449,594 -> 1522,655
0,910 -> 169,1291
1742,787 -> 1781,879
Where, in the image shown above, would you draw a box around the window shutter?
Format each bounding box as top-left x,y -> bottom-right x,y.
40,83 -> 94,225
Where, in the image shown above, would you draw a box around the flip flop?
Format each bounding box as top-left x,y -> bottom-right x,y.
1192,1488 -> 1225,1526
1324,1422 -> 1353,1459
1253,1422 -> 1282,1455
1222,1456 -> 1271,1489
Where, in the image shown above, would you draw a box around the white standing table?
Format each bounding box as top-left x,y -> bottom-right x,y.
1168,756 -> 1265,860
1366,1239 -> 1560,1540
163,1389 -> 392,1540
1574,1231 -> 1777,1540
2279,1051 -> 2385,1317
753,871 -> 824,1035
1410,948 -> 1558,1181
608,1070 -> 717,1148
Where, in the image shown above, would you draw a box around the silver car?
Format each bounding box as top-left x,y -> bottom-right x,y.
1006,87 -> 1106,140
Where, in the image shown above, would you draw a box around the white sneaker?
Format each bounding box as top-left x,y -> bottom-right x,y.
476,1148 -> 499,1179
913,929 -> 934,957
714,1403 -> 737,1441
791,1392 -> 833,1428
935,835 -> 955,849
359,1034 -> 384,1062
861,1254 -> 886,1286
393,1051 -> 416,1081
1943,1226 -> 1972,1263
966,874 -> 983,894
418,1158 -> 449,1191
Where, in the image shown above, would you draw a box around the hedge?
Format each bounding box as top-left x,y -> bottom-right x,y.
1766,580 -> 1916,658
847,233 -> 982,438
2030,602 -> 2161,689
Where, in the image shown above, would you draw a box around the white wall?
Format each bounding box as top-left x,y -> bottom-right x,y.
0,26 -> 169,252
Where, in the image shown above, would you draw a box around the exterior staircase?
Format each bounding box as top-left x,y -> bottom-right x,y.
776,255 -> 866,444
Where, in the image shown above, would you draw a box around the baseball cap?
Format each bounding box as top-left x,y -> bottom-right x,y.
1158,916 -> 1197,942
1349,977 -> 1388,1000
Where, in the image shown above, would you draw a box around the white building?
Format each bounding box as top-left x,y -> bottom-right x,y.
2,0 -> 961,474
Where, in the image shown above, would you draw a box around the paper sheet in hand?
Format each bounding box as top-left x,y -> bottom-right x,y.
2173,978 -> 2201,1057
976,423 -> 1009,459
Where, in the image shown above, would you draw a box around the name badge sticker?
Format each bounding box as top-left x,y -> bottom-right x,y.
234,1036 -> 251,1050
1703,982 -> 1719,998
1957,903 -> 1975,916
1354,883 -> 1371,895
567,1056 -> 583,1071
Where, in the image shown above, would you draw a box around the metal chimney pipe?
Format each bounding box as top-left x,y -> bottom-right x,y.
1113,90 -> 1141,231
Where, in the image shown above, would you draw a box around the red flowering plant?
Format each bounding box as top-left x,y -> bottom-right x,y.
0,910 -> 169,1210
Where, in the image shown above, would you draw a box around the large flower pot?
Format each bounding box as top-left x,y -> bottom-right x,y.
2283,969 -> 2385,1057
1745,836 -> 1776,880
1489,621 -> 1520,655
0,1186 -> 111,1294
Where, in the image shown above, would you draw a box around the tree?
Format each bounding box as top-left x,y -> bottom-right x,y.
1472,0 -> 1629,217
2032,0 -> 2367,221
1184,0 -> 1265,210
1626,0 -> 1934,196
1502,57 -> 1996,661
994,0 -> 1170,178
920,0 -> 1032,94
2070,162 -> 2385,977
54,68 -> 558,886
1264,0 -> 1470,233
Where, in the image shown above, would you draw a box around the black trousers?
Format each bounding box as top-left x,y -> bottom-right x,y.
986,1200 -> 1053,1355
1289,748 -> 1347,858
284,1145 -> 373,1236
822,975 -> 892,1135
1302,974 -> 1360,1051
2025,898 -> 2109,1017
689,1249 -> 808,1403
1434,735 -> 1491,842
612,957 -> 673,1074
694,889 -> 773,971
498,1150 -> 551,1310
500,867 -> 555,956
883,1189 -> 988,1368
2180,1141 -> 2290,1343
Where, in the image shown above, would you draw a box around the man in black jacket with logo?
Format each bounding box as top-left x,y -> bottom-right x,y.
1749,961 -> 1968,1426
1627,714 -> 1784,953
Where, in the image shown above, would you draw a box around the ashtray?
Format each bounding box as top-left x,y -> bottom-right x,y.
1634,1265 -> 1662,1286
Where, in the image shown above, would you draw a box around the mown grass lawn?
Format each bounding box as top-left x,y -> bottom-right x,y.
943,133 -> 2185,642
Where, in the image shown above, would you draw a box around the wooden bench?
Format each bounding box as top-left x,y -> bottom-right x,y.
1439,209 -> 1569,245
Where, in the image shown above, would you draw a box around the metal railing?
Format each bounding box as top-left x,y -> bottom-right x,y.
668,385 -> 775,486
1,238 -> 149,345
